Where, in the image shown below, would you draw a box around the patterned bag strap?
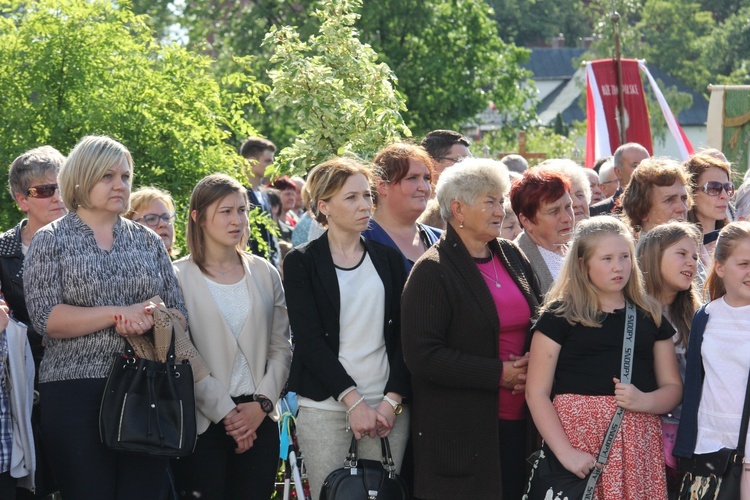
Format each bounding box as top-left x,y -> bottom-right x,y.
583,301 -> 637,499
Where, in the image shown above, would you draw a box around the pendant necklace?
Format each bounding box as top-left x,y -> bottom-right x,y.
478,254 -> 502,288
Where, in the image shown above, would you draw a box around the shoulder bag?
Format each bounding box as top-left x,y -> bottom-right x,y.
523,301 -> 637,500
320,436 -> 408,500
677,361 -> 750,499
99,307 -> 197,457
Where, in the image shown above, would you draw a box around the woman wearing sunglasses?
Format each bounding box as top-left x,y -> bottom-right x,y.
125,187 -> 178,257
684,152 -> 734,284
0,146 -> 67,376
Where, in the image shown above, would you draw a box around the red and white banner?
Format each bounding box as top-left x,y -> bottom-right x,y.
585,59 -> 695,167
585,58 -> 652,167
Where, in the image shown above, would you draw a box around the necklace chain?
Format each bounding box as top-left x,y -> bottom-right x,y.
209,262 -> 240,275
477,255 -> 502,288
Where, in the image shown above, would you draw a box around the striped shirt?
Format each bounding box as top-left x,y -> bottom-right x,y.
24,212 -> 187,383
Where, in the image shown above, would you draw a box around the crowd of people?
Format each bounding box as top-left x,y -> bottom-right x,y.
0,130 -> 749,500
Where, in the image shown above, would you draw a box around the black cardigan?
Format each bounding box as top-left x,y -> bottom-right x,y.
283,232 -> 410,401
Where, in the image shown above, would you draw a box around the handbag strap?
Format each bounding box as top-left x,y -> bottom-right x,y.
583,301 -> 637,498
344,435 -> 398,477
734,361 -> 750,460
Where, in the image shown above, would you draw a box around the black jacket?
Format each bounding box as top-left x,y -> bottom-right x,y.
0,220 -> 44,374
283,232 -> 410,401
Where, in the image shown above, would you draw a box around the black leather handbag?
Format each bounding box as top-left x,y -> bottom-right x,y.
99,324 -> 197,458
320,436 -> 408,500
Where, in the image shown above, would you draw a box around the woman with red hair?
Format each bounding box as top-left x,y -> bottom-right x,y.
511,169 -> 575,295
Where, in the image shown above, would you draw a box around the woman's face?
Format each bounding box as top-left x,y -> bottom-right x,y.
694,166 -> 731,228
280,188 -> 297,213
521,192 -> 574,251
379,159 -> 431,219
88,159 -> 131,215
197,192 -> 248,249
659,237 -> 698,298
570,179 -> 590,224
458,192 -> 506,244
319,173 -> 373,235
501,210 -> 522,240
16,171 -> 67,228
135,198 -> 175,252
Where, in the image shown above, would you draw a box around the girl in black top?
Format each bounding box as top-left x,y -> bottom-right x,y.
525,216 -> 682,499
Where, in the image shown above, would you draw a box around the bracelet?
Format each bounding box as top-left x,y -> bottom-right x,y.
345,395 -> 366,432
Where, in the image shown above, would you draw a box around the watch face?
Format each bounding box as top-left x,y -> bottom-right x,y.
260,399 -> 274,414
394,404 -> 403,415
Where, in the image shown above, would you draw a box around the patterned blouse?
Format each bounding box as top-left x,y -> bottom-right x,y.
24,212 -> 187,383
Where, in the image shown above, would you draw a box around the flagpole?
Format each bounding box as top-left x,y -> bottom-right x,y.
612,11 -> 627,145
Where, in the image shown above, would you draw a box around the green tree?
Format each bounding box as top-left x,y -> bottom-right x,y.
488,0 -> 589,47
357,0 -> 535,136
0,0 -> 267,248
263,0 -> 410,175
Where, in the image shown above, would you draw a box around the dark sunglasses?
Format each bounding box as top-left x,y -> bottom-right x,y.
26,183 -> 59,199
700,181 -> 734,197
135,212 -> 176,227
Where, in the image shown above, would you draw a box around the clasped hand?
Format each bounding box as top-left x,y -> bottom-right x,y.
223,402 -> 266,453
113,301 -> 157,337
502,352 -> 530,395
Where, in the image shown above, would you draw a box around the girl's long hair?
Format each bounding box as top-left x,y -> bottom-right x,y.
636,222 -> 701,347
705,221 -> 750,301
541,216 -> 662,327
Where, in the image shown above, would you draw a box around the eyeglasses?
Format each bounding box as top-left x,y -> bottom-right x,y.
435,155 -> 473,164
134,212 -> 176,227
700,181 -> 734,197
599,179 -> 618,186
26,183 -> 59,199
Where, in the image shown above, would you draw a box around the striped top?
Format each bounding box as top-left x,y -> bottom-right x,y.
24,212 -> 187,383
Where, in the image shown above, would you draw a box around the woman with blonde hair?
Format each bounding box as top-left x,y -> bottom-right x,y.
526,216 -> 682,498
23,135 -> 188,498
171,173 -> 291,499
283,157 -> 410,499
125,186 -> 177,256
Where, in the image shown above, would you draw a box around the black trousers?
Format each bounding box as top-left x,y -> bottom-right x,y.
172,416 -> 279,500
499,418 -> 528,500
39,379 -> 169,500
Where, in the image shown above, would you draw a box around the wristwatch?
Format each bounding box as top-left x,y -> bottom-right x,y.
254,394 -> 274,414
383,395 -> 403,415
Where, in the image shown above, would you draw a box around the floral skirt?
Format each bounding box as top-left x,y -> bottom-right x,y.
553,394 -> 667,500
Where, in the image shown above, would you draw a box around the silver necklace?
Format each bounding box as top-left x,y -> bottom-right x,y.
210,263 -> 239,275
478,255 -> 502,288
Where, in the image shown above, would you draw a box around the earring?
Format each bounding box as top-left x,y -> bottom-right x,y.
459,221 -> 464,229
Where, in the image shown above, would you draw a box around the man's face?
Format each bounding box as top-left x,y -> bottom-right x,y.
247,149 -> 275,180
615,147 -> 649,187
434,143 -> 471,179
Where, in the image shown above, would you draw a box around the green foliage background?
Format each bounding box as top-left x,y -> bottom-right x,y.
0,0 -> 265,243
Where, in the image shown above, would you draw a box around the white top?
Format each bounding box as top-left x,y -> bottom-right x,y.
204,276 -> 256,398
537,244 -> 565,280
695,297 -> 750,456
299,252 -> 387,412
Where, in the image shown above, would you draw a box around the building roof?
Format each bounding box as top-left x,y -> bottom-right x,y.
525,48 -> 708,127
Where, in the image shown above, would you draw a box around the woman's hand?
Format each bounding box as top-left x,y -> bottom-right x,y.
558,446 -> 599,479
223,402 -> 267,442
501,353 -> 530,393
613,377 -> 647,412
349,403 -> 389,440
221,408 -> 258,453
374,400 -> 397,438
113,302 -> 155,337
0,300 -> 9,331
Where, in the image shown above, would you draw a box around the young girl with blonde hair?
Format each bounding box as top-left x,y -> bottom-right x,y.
675,221 -> 750,498
526,216 -> 682,499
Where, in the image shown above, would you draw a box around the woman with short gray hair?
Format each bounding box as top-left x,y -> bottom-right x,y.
402,158 -> 541,499
0,146 -> 67,374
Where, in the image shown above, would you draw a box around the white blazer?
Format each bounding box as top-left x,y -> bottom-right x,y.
173,252 -> 292,433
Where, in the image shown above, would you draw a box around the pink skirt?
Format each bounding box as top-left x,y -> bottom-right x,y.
553,394 -> 667,500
